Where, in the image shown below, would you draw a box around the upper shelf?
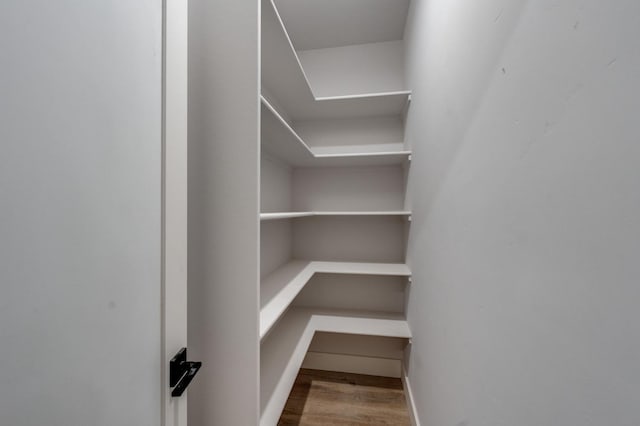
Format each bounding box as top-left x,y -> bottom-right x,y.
261,0 -> 411,122
285,91 -> 413,122
261,96 -> 411,167
274,0 -> 410,51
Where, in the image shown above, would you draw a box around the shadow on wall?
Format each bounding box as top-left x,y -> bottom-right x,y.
403,0 -> 529,216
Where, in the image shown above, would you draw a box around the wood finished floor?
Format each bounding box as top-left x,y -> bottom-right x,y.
278,369 -> 411,426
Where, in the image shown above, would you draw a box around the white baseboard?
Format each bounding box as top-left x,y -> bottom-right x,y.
301,351 -> 402,378
401,366 -> 421,426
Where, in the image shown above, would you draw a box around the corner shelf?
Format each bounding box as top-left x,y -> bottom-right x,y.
261,96 -> 411,167
260,261 -> 411,340
282,91 -> 412,121
260,307 -> 412,426
261,0 -> 411,121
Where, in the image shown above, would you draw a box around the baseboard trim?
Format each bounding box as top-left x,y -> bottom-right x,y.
401,366 -> 421,426
302,351 -> 402,378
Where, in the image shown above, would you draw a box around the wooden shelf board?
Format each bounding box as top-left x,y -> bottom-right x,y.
260,307 -> 411,426
260,261 -> 411,340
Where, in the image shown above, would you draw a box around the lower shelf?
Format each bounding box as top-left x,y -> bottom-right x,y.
260,307 -> 411,426
260,260 -> 411,340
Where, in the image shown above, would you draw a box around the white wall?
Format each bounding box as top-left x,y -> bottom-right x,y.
188,0 -> 260,423
295,115 -> 405,154
292,166 -> 405,211
293,216 -> 406,263
0,1 -> 162,425
298,41 -> 406,97
261,220 -> 292,278
302,334 -> 407,378
261,154 -> 292,213
294,274 -> 406,312
405,0 -> 640,425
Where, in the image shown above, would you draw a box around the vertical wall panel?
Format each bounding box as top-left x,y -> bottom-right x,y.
188,0 -> 261,423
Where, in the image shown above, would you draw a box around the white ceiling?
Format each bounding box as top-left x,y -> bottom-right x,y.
274,0 -> 411,51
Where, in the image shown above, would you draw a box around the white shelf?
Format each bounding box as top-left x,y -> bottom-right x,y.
260,211 -> 412,221
291,91 -> 412,121
260,261 -> 411,340
261,0 -> 314,116
313,211 -> 411,217
261,97 -> 315,164
261,96 -> 411,167
260,307 -> 411,426
260,212 -> 315,220
261,0 -> 411,121
313,151 -> 412,167
260,261 -> 314,339
311,261 -> 411,276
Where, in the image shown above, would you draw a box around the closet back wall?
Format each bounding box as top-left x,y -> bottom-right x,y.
293,216 -> 406,262
297,40 -> 406,97
292,166 -> 405,211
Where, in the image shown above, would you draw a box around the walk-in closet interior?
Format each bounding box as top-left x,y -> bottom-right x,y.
4,0 -> 639,424
260,0 -> 413,423
188,0 -> 640,423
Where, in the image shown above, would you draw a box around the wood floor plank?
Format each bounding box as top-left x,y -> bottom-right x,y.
279,369 -> 411,426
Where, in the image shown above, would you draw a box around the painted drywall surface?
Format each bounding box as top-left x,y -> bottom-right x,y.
261,154 -> 292,213
292,165 -> 405,211
294,275 -> 406,313
298,41 -> 406,97
261,220 -> 293,279
275,0 -> 410,51
188,0 -> 260,423
0,1 -> 162,425
302,333 -> 406,377
295,116 -> 404,153
405,0 -> 640,425
308,333 -> 406,360
293,216 -> 406,263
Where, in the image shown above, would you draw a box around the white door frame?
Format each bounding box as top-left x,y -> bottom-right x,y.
162,0 -> 189,425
